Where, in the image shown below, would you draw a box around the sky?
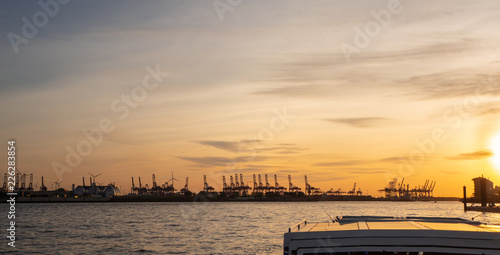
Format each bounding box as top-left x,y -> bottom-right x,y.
2,0 -> 500,197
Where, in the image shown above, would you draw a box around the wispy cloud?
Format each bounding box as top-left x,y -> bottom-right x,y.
447,150 -> 493,160
323,117 -> 392,128
400,72 -> 500,100
315,157 -> 401,168
314,160 -> 367,167
197,140 -> 241,153
379,157 -> 400,163
178,156 -> 269,167
347,168 -> 386,174
253,84 -> 338,98
196,140 -> 307,154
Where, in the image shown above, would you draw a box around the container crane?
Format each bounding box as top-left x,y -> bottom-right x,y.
398,178 -> 405,196
265,174 -> 273,193
305,175 -> 314,195
348,183 -> 356,195
222,175 -> 229,193
257,174 -> 264,193
151,174 -> 160,193
288,175 -> 301,193
131,177 -> 135,193
180,177 -> 190,194
15,172 -> 20,189
138,177 -> 143,194
203,175 -> 215,192
233,174 -> 242,196
253,174 -> 257,192
274,174 -> 286,193
19,173 -> 26,191
27,174 -> 33,191
239,174 -> 251,196
357,187 -> 363,196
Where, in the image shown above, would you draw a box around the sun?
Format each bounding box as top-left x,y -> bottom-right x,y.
490,133 -> 500,169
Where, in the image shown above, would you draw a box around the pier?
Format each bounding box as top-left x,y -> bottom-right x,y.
463,176 -> 500,213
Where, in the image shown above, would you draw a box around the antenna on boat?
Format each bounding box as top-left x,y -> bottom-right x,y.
324,210 -> 335,223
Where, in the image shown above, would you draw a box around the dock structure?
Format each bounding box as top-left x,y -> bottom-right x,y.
463,176 -> 500,213
4,171 -> 450,201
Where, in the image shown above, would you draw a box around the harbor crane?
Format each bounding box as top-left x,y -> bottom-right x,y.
203,175 -> 215,192
19,173 -> 26,191
239,174 -> 251,196
152,174 -> 158,189
230,175 -> 235,189
235,174 -> 240,188
222,176 -> 229,192
348,183 -> 356,195
256,174 -> 265,193
27,174 -> 34,191
15,172 -> 20,189
288,175 -> 301,193
180,177 -> 190,194
131,177 -> 140,194
357,187 -> 363,196
252,174 -> 263,194
258,174 -> 264,190
265,174 -> 274,193
253,174 -> 257,192
274,174 -> 286,193
138,177 -> 147,194
305,175 -> 321,195
151,174 -> 163,193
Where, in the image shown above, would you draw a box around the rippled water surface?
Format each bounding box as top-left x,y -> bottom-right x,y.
2,201 -> 500,254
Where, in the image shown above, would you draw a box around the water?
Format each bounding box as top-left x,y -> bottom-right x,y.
2,201 -> 500,254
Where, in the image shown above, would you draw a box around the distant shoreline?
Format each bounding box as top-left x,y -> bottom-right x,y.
3,195 -> 460,203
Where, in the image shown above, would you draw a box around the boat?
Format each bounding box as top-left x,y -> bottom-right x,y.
284,216 -> 500,255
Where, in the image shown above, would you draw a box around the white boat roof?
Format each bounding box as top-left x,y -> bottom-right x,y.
288,216 -> 500,233
284,216 -> 500,255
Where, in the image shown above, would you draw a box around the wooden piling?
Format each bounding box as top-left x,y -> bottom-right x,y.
463,186 -> 467,212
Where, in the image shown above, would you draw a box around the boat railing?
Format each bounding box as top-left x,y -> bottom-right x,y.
288,220 -> 308,233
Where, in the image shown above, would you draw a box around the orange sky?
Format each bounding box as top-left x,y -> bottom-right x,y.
2,1 -> 500,197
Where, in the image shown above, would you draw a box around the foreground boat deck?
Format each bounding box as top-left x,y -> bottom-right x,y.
293,216 -> 500,233
284,216 -> 500,255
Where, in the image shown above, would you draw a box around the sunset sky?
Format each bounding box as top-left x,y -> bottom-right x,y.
2,1 -> 500,196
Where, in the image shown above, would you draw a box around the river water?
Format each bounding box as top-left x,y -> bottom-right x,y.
2,201 -> 500,254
